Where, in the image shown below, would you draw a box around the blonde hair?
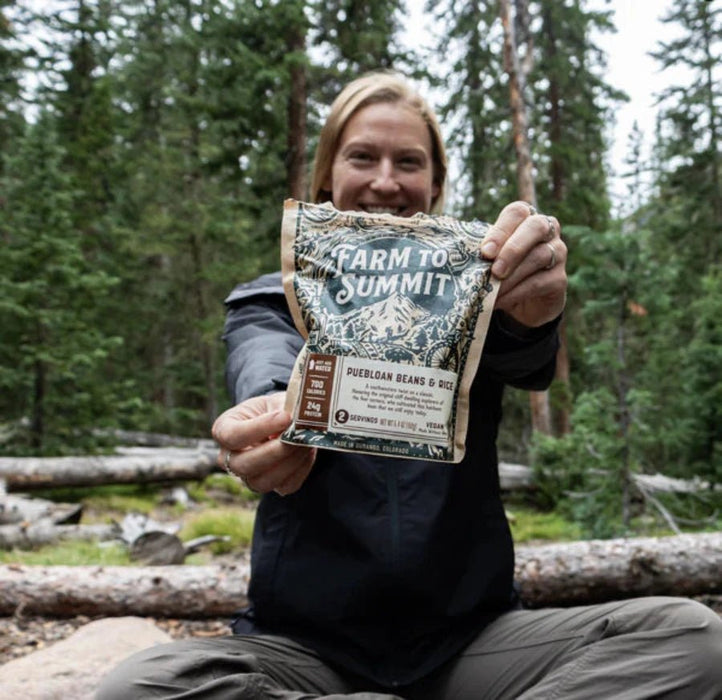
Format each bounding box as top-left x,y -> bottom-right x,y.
310,72 -> 447,214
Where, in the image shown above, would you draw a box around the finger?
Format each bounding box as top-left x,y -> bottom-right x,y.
495,267 -> 568,323
487,213 -> 560,280
212,407 -> 291,452
232,436 -> 307,477
481,201 -> 533,260
241,442 -> 316,494
497,238 -> 567,293
274,448 -> 317,496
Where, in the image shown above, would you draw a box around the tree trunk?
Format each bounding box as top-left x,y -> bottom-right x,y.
0,521 -> 118,550
500,0 -> 537,207
701,2 -> 721,235
0,494 -> 82,525
90,429 -> 216,449
286,23 -> 307,200
500,0 -> 552,435
2,455 -> 714,496
0,448 -> 218,491
31,357 -> 45,450
0,563 -> 249,618
515,532 -> 722,607
542,6 -> 571,436
1,533 -> 718,617
554,318 -> 571,435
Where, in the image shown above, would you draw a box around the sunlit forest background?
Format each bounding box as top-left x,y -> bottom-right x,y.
1,0 -> 719,537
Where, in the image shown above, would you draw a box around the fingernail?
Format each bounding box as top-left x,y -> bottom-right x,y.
481,241 -> 497,258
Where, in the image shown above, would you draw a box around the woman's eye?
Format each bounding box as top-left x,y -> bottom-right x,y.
398,156 -> 423,170
349,152 -> 373,162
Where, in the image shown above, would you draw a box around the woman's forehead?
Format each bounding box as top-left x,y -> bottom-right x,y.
339,102 -> 432,149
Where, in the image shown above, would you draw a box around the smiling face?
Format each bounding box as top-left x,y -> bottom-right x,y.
325,102 -> 440,217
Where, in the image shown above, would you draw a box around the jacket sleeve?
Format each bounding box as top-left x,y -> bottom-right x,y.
479,311 -> 561,391
222,272 -> 304,404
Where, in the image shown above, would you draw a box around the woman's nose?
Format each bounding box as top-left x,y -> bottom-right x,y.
370,160 -> 400,193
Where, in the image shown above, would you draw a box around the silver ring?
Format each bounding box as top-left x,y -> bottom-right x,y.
527,203 -> 537,216
544,242 -> 557,270
544,216 -> 555,241
223,449 -> 232,471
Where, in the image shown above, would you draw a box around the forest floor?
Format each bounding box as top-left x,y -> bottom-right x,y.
2,596 -> 721,668
0,614 -> 231,666
2,477 -> 720,669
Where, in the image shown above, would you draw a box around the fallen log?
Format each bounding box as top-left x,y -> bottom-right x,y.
0,521 -> 119,550
0,456 -> 523,492
0,533 -> 718,617
92,429 -> 216,450
0,448 -> 219,492
515,531 -> 722,607
0,494 -> 82,525
0,563 -> 250,618
498,465 -> 721,494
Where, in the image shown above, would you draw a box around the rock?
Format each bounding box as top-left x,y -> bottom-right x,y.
129,531 -> 187,565
0,616 -> 171,699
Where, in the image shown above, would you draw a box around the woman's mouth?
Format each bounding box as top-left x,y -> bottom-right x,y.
361,204 -> 404,215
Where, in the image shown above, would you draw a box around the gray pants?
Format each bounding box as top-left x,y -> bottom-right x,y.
96,597 -> 722,699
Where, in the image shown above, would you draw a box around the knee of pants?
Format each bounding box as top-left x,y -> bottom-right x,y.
637,597 -> 722,688
96,642 -> 183,700
96,639 -> 256,700
616,596 -> 720,633
673,598 -> 722,685
652,596 -> 721,630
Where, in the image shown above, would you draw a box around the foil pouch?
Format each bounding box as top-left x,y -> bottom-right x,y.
280,199 -> 500,463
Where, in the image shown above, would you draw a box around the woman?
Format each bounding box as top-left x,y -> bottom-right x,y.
97,72 -> 722,699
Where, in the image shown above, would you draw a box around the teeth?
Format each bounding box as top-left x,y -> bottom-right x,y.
365,206 -> 402,215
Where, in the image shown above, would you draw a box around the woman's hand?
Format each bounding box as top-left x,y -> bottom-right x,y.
211,392 -> 317,496
481,201 -> 568,328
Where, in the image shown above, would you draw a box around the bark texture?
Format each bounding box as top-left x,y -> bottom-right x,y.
499,0 -> 552,435
0,522 -> 118,550
1,533 -> 718,617
1,563 -> 249,618
516,532 -> 722,607
0,448 -> 218,491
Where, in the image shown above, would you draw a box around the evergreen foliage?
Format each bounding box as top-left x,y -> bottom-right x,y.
0,0 -> 719,538
0,113 -> 120,452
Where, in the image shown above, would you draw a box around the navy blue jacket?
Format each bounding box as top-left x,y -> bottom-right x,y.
223,272 -> 559,687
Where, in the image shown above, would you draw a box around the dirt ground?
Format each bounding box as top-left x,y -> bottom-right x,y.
2,596 -> 720,668
0,614 -> 231,666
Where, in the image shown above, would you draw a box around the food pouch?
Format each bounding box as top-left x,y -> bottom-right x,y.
280,199 -> 500,463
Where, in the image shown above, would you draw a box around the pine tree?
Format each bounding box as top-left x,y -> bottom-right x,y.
313,0 -> 404,76
106,0 -> 309,430
650,0 -> 721,267
532,0 -> 621,230
427,0 -> 514,218
0,114 -> 120,452
310,0 -> 408,112
0,0 -> 28,172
